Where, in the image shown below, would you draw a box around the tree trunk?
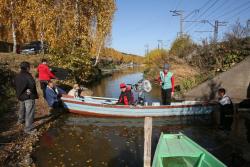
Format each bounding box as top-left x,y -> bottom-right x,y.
40,27 -> 44,55
11,22 -> 16,54
94,39 -> 103,66
74,0 -> 80,48
11,0 -> 16,54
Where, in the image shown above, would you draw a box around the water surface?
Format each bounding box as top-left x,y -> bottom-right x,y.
33,68 -> 233,167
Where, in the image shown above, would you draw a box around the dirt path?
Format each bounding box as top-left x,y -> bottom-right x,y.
0,98 -> 65,166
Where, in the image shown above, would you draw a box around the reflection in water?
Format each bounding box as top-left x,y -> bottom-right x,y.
33,114 -> 233,167
33,68 -> 234,167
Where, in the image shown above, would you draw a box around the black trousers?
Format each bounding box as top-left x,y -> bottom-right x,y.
161,88 -> 172,105
40,80 -> 48,98
220,110 -> 233,131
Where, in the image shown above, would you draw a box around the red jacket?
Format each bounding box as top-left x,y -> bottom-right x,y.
37,64 -> 55,81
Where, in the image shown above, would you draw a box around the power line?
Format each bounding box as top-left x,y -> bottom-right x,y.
203,0 -> 227,19
223,5 -> 250,21
198,0 -> 221,19
190,0 -> 226,36
214,1 -> 250,20
186,0 -> 221,33
184,9 -> 199,20
206,0 -> 234,20
184,0 -> 212,30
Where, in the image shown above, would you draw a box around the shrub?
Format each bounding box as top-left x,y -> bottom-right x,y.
0,63 -> 15,115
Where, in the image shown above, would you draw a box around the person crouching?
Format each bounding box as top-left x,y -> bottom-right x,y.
117,83 -> 133,105
45,80 -> 66,109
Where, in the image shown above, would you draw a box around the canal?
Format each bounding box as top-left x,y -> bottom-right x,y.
32,68 -> 234,167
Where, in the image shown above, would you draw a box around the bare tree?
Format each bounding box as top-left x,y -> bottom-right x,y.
224,20 -> 247,40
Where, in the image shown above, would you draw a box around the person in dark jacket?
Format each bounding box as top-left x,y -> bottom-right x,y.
37,59 -> 56,98
117,83 -> 133,105
45,80 -> 66,108
14,61 -> 38,134
218,88 -> 234,131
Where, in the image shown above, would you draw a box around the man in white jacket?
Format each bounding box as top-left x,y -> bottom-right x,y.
218,88 -> 234,131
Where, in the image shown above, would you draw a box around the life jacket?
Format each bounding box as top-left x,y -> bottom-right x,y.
160,71 -> 173,90
118,91 -> 131,105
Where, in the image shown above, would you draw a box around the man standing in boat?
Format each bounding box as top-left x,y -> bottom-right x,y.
158,64 -> 174,105
218,88 -> 234,131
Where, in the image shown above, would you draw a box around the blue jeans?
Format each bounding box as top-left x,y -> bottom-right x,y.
18,99 -> 36,132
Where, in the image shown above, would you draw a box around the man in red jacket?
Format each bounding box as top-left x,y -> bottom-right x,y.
37,59 -> 56,98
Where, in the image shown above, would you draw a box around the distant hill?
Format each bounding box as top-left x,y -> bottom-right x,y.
100,48 -> 144,64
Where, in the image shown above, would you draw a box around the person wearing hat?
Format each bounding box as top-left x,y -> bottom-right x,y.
117,83 -> 133,105
14,61 -> 38,134
159,64 -> 174,105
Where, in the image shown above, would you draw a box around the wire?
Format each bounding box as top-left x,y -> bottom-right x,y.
214,1 -> 250,20
207,0 -> 234,20
188,0 -> 221,32
223,5 -> 250,21
189,0 -> 226,36
185,0 -> 219,33
198,0 -> 221,19
204,0 -> 228,19
186,0 -> 211,22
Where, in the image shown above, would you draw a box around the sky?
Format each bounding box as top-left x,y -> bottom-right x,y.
111,0 -> 250,56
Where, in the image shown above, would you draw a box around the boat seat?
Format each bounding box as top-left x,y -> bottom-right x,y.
196,153 -> 205,167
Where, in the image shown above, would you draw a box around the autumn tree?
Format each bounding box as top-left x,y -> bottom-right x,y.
0,0 -> 25,53
170,36 -> 196,58
0,0 -> 116,83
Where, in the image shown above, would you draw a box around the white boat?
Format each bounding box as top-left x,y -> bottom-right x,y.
61,95 -> 215,118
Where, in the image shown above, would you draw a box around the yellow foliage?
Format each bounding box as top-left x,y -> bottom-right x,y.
144,49 -> 169,68
101,48 -> 144,64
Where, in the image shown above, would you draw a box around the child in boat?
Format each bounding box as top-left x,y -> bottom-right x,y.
68,84 -> 80,97
218,88 -> 234,131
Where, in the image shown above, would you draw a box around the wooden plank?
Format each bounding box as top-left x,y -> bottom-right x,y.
144,117 -> 152,167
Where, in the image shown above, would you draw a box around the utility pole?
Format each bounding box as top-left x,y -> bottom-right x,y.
247,19 -> 250,37
157,40 -> 163,49
211,20 -> 227,42
170,10 -> 184,37
144,44 -> 149,55
189,20 -> 226,42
